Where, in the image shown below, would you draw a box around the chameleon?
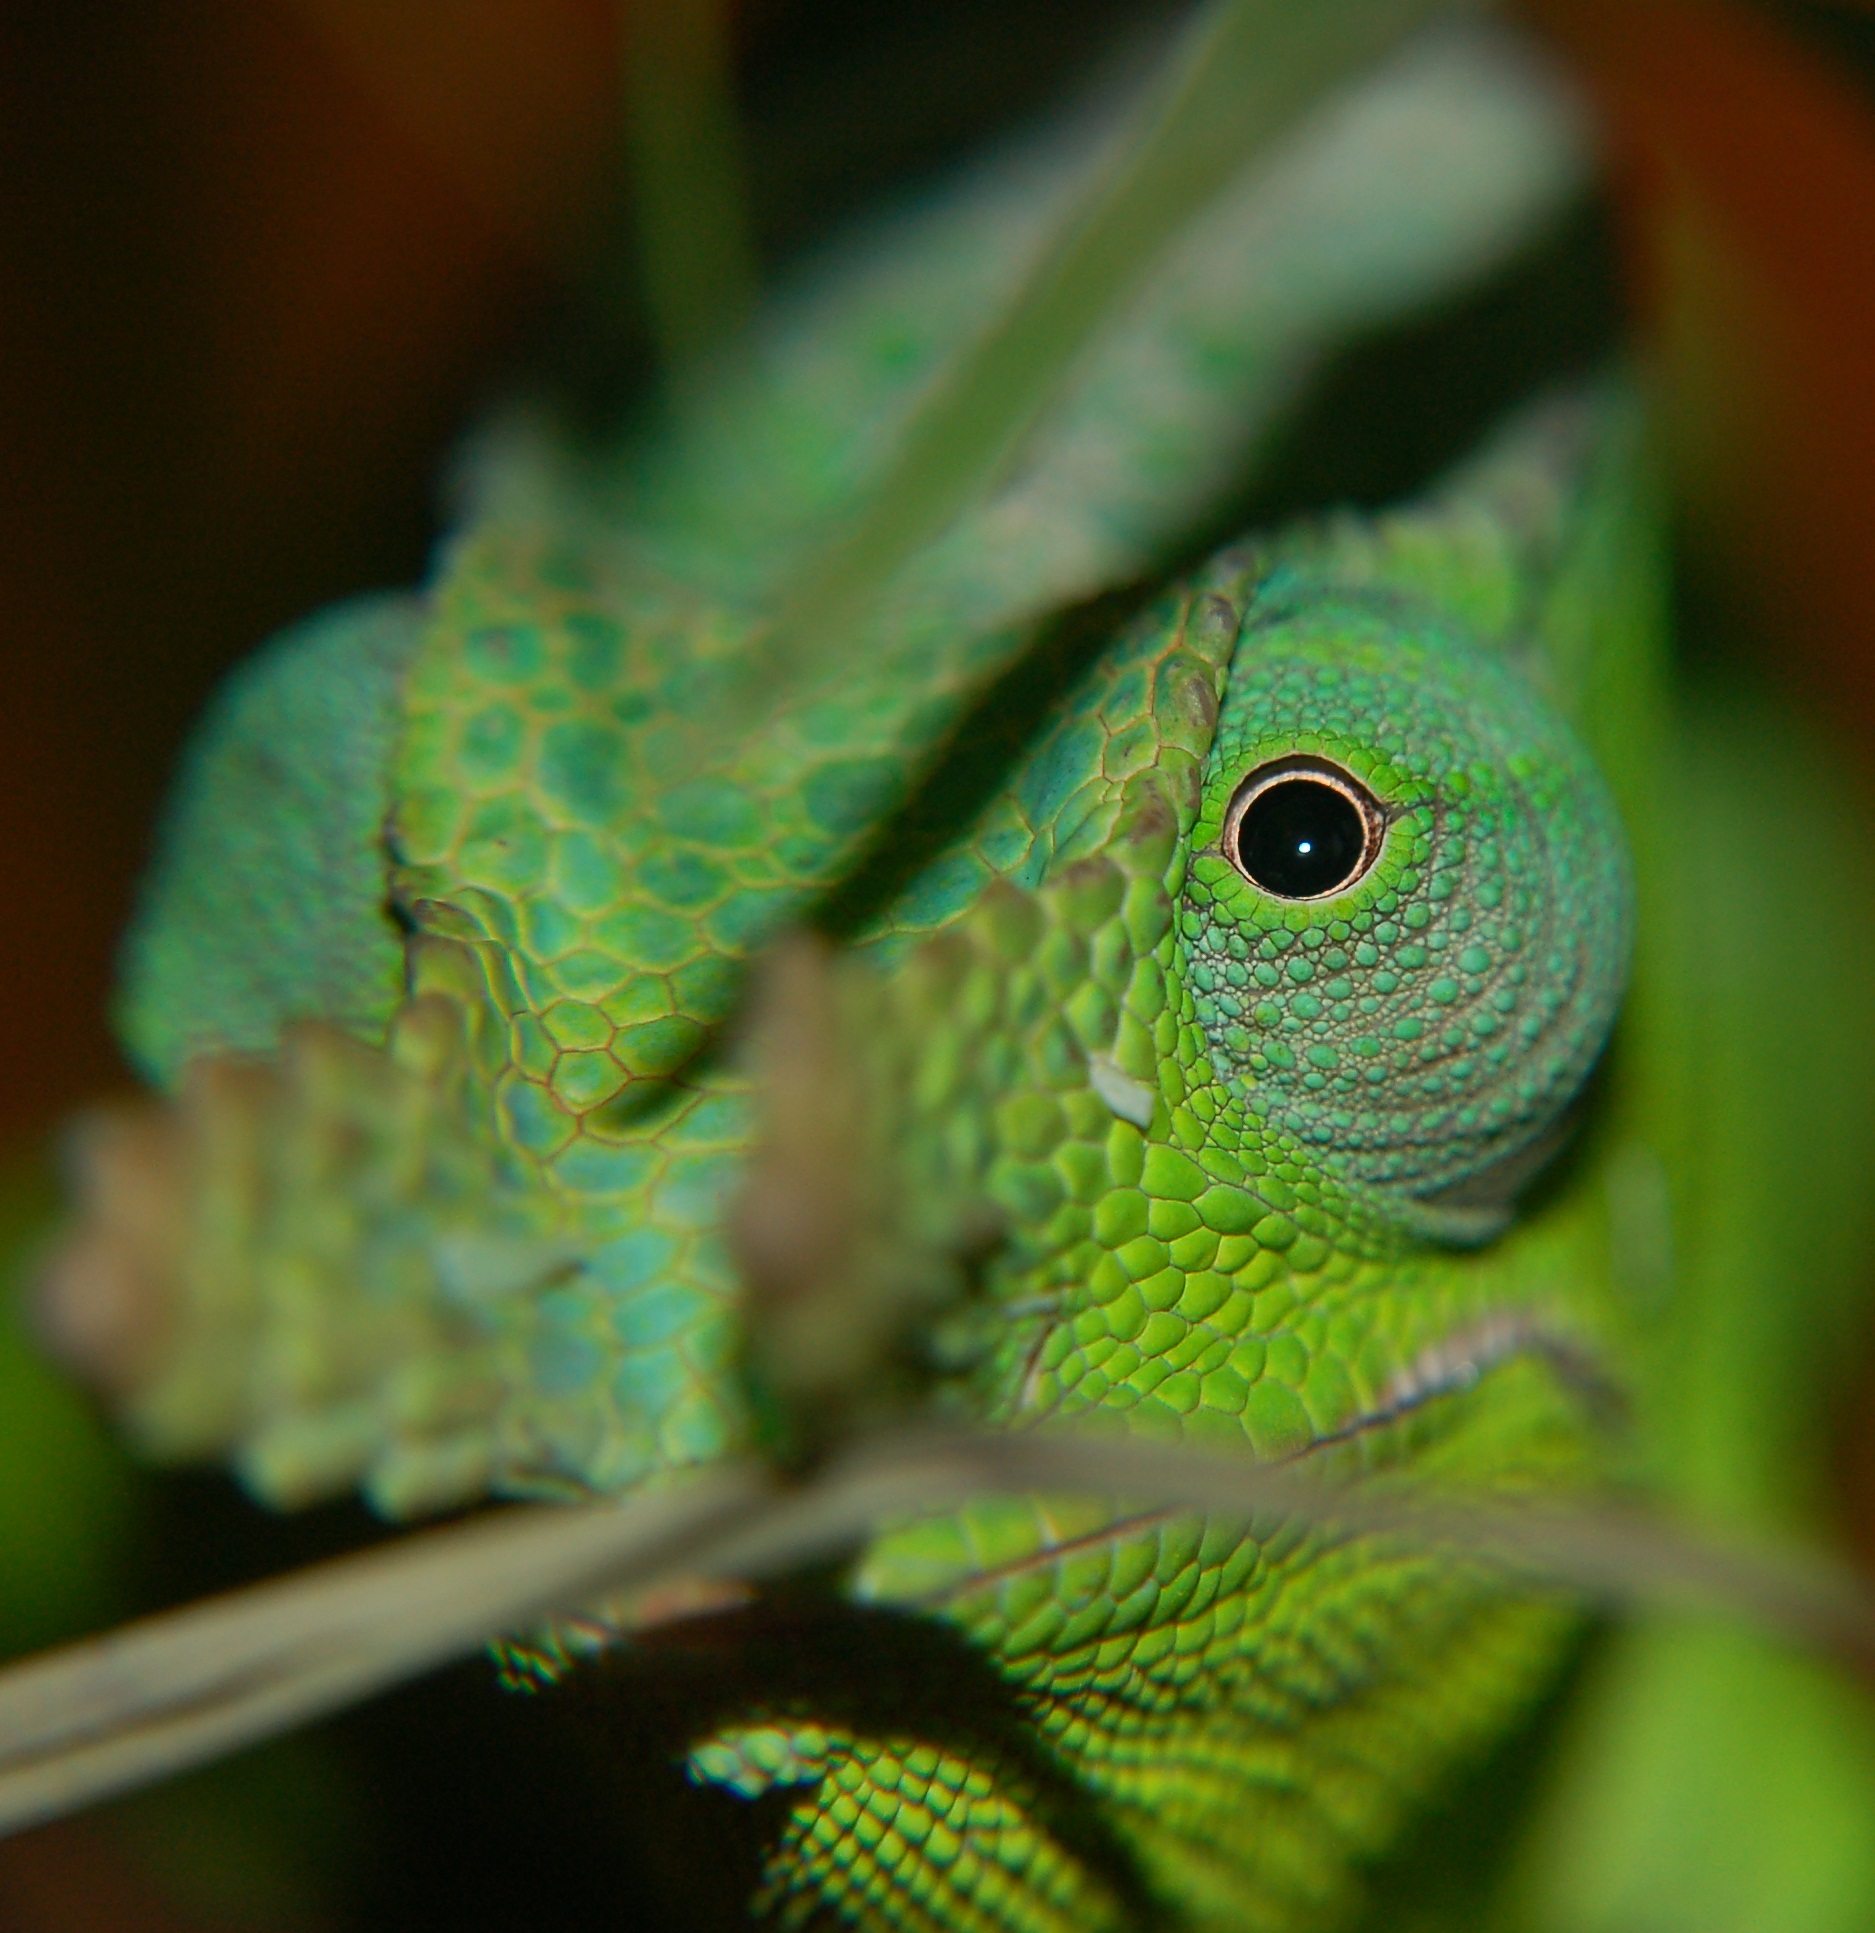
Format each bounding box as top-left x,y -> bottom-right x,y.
33,14 -> 1875,1933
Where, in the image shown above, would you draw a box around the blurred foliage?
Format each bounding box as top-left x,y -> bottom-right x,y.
0,1162 -> 135,1660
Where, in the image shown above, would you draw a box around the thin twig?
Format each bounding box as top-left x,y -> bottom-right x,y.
720,0 -> 1463,728
0,1464 -> 772,1839
3,1423 -> 1872,1841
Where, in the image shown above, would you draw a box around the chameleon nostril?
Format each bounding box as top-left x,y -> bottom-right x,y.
1223,757 -> 1385,901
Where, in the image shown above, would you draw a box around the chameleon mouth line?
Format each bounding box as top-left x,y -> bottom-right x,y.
904,1310 -> 1615,1609
1296,1307 -> 1621,1458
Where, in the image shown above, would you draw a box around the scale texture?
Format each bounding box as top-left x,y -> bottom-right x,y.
84,42 -> 1680,1933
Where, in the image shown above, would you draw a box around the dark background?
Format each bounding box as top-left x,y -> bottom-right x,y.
4,2 -> 1875,1925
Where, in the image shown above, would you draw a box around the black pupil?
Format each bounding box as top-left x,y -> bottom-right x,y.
1234,777 -> 1366,898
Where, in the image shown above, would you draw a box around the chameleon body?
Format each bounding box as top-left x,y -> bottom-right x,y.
53,24 -> 1875,1933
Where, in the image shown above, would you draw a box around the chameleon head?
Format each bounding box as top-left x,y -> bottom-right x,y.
1180,580 -> 1632,1201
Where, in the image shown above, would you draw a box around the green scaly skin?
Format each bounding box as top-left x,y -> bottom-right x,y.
78,45 -> 1875,1933
692,404 -> 1635,1933
113,448 -> 1635,1933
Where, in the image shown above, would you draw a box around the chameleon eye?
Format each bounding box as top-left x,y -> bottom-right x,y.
1223,758 -> 1385,901
1184,589 -> 1632,1202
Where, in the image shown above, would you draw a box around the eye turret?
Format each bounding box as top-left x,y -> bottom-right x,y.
1182,588 -> 1631,1203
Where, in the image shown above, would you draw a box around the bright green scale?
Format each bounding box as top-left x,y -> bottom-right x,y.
88,34 -> 1875,1933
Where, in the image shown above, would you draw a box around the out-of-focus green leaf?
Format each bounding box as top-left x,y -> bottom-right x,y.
0,1162 -> 137,1660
